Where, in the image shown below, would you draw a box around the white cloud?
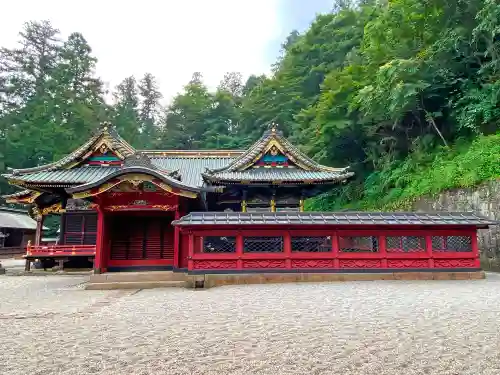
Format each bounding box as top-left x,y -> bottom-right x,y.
0,0 -> 282,103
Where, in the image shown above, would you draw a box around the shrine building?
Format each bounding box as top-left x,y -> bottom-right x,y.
2,123 -> 495,280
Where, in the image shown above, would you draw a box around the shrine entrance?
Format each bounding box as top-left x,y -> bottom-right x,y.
106,212 -> 177,270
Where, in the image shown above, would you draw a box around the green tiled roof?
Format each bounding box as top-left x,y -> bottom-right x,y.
8,157 -> 236,189
7,155 -> 351,188
7,123 -> 135,176
3,124 -> 353,193
207,128 -> 348,174
11,167 -> 120,185
202,168 -> 354,183
151,157 -> 235,187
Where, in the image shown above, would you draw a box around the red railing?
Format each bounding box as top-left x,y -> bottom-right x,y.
25,244 -> 96,258
184,228 -> 480,271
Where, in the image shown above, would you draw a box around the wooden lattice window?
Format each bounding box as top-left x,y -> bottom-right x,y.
244,236 -> 283,253
291,236 -> 331,252
432,236 -> 472,252
203,236 -> 236,253
386,236 -> 426,252
339,236 -> 379,253
63,213 -> 97,245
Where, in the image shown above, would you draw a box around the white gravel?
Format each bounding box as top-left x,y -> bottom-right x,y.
1,274 -> 500,375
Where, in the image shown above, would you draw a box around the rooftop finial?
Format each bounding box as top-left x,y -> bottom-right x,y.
263,122 -> 283,137
268,122 -> 278,134
101,121 -> 112,132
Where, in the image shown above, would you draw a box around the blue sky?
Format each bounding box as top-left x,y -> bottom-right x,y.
0,0 -> 333,103
266,0 -> 333,63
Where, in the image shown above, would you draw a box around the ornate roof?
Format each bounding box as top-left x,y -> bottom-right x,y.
3,190 -> 40,203
3,123 -> 353,200
202,126 -> 353,184
65,166 -> 222,197
6,122 -> 135,176
202,169 -> 351,184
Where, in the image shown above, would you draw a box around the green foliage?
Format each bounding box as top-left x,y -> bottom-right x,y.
308,132 -> 500,211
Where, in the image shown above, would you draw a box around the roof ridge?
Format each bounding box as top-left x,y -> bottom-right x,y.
204,125 -> 351,176
5,122 -> 136,176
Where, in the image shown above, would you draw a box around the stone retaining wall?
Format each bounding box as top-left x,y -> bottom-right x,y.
413,179 -> 500,270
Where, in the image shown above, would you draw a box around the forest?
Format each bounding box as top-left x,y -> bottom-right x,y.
1,0 -> 499,211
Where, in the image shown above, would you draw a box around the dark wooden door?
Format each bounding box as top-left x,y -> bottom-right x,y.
109,215 -> 174,261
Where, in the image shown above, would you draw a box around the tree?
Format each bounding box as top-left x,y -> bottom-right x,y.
1,20 -> 62,175
217,72 -> 243,97
51,32 -> 109,157
160,74 -> 212,149
138,73 -> 162,148
112,76 -> 140,146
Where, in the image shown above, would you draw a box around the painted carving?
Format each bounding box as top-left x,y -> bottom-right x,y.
387,260 -> 429,268
129,179 -> 143,188
151,205 -> 178,211
5,191 -> 41,204
28,205 -> 42,221
66,199 -> 95,211
292,260 -> 334,269
40,202 -> 66,216
110,181 -> 142,192
143,181 -> 157,192
105,204 -> 177,212
242,260 -> 287,269
193,260 -> 238,270
434,259 -> 476,268
340,259 -> 382,268
256,148 -> 289,167
270,145 -> 279,156
104,205 -> 129,211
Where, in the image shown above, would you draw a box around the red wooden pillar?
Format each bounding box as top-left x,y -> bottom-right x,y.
187,232 -> 194,271
332,231 -> 340,269
425,235 -> 434,268
379,235 -> 387,268
236,232 -> 243,270
27,214 -> 44,272
35,215 -> 44,246
94,205 -> 105,273
173,210 -> 180,269
472,230 -> 480,268
284,231 -> 292,269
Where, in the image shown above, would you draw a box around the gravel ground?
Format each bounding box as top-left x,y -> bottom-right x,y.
1,274 -> 500,375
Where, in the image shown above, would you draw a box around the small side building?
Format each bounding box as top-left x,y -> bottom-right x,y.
0,206 -> 42,258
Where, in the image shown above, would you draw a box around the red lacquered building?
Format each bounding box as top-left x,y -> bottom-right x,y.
3,123 -> 495,276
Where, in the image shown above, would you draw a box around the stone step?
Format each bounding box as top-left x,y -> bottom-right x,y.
90,271 -> 188,283
85,280 -> 189,290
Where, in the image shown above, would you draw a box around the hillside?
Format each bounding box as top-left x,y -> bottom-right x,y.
308,132 -> 500,211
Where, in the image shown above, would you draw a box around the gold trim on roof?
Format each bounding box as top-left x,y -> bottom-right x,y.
71,173 -> 198,200
5,122 -> 135,176
4,191 -> 41,204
